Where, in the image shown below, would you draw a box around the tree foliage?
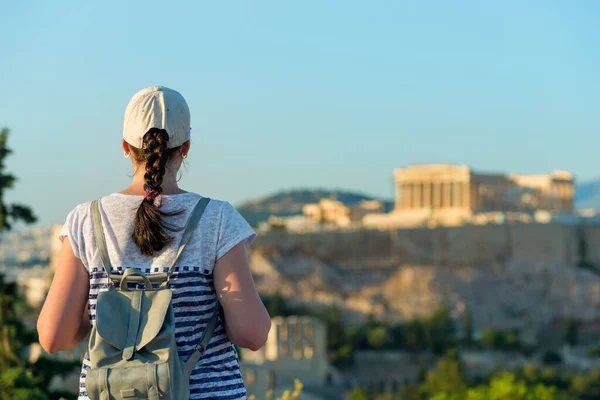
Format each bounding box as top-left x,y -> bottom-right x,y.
564,316 -> 578,347
463,307 -> 474,345
0,128 -> 37,231
481,328 -> 520,351
264,292 -> 600,400
0,128 -> 74,399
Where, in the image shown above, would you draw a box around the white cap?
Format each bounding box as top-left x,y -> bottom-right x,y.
123,86 -> 191,149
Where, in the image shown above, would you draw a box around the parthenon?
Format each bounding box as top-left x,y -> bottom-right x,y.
394,164 -> 574,219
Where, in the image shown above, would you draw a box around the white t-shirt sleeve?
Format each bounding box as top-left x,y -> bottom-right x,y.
216,202 -> 256,261
58,204 -> 86,264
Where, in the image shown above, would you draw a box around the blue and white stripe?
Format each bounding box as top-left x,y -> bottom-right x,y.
78,266 -> 246,400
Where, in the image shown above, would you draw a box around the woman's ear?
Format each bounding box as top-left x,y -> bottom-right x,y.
181,140 -> 191,157
122,139 -> 131,155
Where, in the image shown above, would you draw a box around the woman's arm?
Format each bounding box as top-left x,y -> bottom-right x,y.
37,237 -> 90,353
213,242 -> 271,351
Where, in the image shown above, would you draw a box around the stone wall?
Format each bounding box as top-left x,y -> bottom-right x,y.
254,223 -> 600,269
254,229 -> 396,270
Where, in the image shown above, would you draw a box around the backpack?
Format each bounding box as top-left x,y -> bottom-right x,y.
85,197 -> 219,400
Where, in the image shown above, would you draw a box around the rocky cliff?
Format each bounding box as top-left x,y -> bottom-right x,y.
250,224 -> 600,345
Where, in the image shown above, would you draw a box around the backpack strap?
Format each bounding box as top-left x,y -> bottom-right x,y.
185,301 -> 220,375
91,199 -> 113,281
172,197 -> 218,375
163,197 -> 211,285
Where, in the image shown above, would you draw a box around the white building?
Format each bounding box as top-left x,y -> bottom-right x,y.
240,316 -> 343,399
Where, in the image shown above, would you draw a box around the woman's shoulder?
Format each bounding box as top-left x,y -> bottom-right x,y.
63,200 -> 94,221
204,197 -> 237,212
162,193 -> 237,214
158,193 -> 239,212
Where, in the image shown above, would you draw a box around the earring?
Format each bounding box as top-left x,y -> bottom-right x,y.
124,152 -> 130,158
182,153 -> 188,160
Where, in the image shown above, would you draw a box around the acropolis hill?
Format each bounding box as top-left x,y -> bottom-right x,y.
248,165 -> 600,346
250,221 -> 600,346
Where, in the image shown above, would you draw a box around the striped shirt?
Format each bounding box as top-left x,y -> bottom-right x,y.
59,192 -> 255,400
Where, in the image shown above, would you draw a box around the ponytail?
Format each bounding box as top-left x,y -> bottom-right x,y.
130,128 -> 183,256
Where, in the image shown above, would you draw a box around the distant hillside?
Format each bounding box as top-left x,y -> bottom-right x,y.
576,179 -> 600,210
237,189 -> 393,227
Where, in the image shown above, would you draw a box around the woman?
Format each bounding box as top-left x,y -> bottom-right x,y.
37,86 -> 271,399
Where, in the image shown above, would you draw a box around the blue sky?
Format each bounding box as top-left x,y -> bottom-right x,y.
1,1 -> 599,226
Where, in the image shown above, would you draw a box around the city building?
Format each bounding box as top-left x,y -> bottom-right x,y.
240,316 -> 343,399
303,199 -> 351,227
350,200 -> 386,221
259,198 -> 388,233
263,215 -> 319,233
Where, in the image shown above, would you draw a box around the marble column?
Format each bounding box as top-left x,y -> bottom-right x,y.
406,184 -> 413,209
400,184 -> 407,209
443,181 -> 451,209
451,182 -> 459,208
433,182 -> 441,209
423,181 -> 431,209
413,183 -> 422,209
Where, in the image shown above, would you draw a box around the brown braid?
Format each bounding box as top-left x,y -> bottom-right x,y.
130,128 -> 183,256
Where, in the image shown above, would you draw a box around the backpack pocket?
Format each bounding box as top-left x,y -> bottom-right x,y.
85,361 -> 172,400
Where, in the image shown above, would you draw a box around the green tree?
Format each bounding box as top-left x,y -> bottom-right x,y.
416,353 -> 428,382
570,369 -> 600,399
0,128 -> 62,400
481,328 -> 497,349
463,307 -> 474,345
520,364 -> 540,384
315,305 -> 346,351
587,344 -> 600,358
390,323 -> 403,348
481,328 -> 519,351
0,367 -> 48,400
0,128 -> 37,366
348,387 -> 369,400
334,343 -> 354,366
373,394 -> 403,400
542,351 -> 563,366
0,128 -> 37,231
422,350 -> 467,398
425,306 -> 455,354
366,326 -> 392,349
465,372 -> 570,400
399,384 -> 422,400
0,275 -> 22,366
0,274 -> 50,400
403,319 -> 426,353
564,316 -> 578,347
0,275 -> 37,367
263,292 -> 290,317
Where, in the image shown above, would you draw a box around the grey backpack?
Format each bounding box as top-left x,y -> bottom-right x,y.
85,197 -> 218,400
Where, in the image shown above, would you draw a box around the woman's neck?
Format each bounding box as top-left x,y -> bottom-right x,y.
120,171 -> 187,195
